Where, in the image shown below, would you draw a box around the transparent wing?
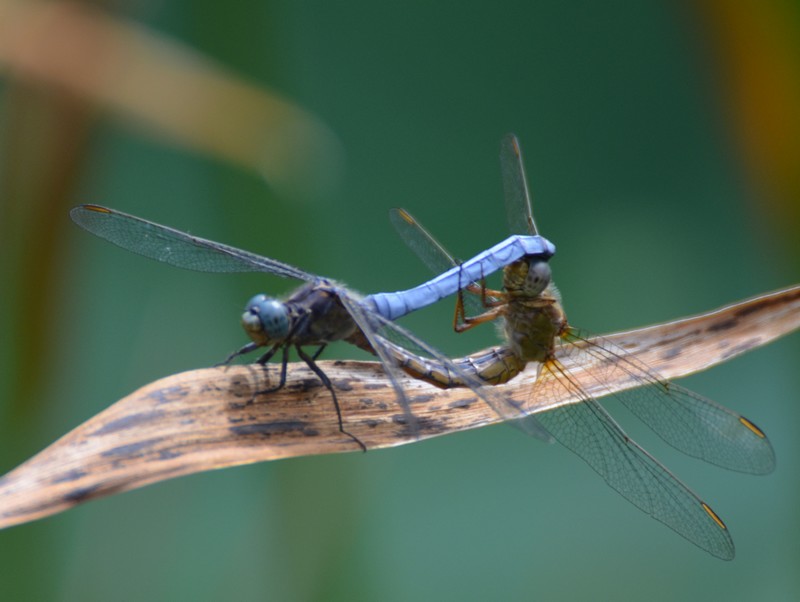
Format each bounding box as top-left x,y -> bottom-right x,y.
389,208 -> 489,320
388,208 -> 552,439
70,205 -> 319,282
351,300 -> 553,442
390,208 -> 457,275
337,292 -> 425,432
500,133 -> 539,236
535,361 -> 735,560
337,291 -> 550,440
559,330 -> 775,475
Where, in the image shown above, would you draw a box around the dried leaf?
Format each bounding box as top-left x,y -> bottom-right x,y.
0,285 -> 798,530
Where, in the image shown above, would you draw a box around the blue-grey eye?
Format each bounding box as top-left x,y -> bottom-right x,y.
241,294 -> 290,345
525,258 -> 551,296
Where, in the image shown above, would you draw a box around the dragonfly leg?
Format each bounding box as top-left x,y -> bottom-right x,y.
459,278 -> 505,307
217,341 -> 260,367
249,344 -> 289,403
451,262 -> 483,330
295,345 -> 367,452
454,285 -> 468,330
477,283 -> 506,307
310,344 -> 328,361
453,304 -> 506,333
256,343 -> 282,366
452,266 -> 467,329
249,315 -> 310,394
452,264 -> 506,332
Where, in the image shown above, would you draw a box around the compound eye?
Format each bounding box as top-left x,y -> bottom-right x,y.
525,259 -> 551,296
241,294 -> 290,345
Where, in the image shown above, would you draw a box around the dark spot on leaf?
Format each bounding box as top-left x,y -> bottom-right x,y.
334,379 -> 353,391
392,414 -> 447,436
50,469 -> 88,484
706,318 -> 737,332
290,379 -> 321,393
448,398 -> 475,410
364,382 -> 388,390
230,421 -> 311,438
102,438 -> 163,458
735,289 -> 800,318
63,484 -> 103,503
146,386 -> 189,404
651,329 -> 700,350
91,410 -> 167,436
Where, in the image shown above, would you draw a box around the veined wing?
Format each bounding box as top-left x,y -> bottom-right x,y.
343,298 -> 552,441
500,133 -> 539,236
558,330 -> 775,475
386,209 -> 553,441
70,205 -> 319,282
389,208 -> 456,276
535,361 -> 735,560
337,292 -> 422,433
389,208 -> 488,318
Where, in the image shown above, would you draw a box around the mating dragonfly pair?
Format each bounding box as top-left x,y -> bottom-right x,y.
71,134 -> 774,560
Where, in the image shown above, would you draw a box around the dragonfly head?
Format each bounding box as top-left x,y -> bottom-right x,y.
241,294 -> 290,346
505,256 -> 552,297
525,257 -> 552,295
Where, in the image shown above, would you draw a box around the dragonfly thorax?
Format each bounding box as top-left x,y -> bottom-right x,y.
241,294 -> 290,346
502,257 -> 566,364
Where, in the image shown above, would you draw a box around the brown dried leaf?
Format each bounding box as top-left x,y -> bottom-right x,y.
0,285 -> 798,530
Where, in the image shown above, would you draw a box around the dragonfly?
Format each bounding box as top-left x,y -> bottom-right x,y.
384,133 -> 775,560
70,203 -> 555,450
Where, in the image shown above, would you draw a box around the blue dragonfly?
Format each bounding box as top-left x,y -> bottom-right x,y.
70,203 -> 555,450
385,133 -> 775,559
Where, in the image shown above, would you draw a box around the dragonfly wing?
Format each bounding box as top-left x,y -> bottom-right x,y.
616,383 -> 775,475
500,133 -> 539,236
388,209 -> 552,439
389,208 -> 487,318
337,292 -> 422,433
390,208 -> 458,275
534,376 -> 735,560
358,307 -> 554,443
562,331 -> 776,475
71,205 -> 318,281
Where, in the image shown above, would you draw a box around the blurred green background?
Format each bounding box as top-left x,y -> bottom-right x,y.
1,1 -> 799,600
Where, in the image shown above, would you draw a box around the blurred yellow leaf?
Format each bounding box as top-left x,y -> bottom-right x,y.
0,0 -> 342,199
